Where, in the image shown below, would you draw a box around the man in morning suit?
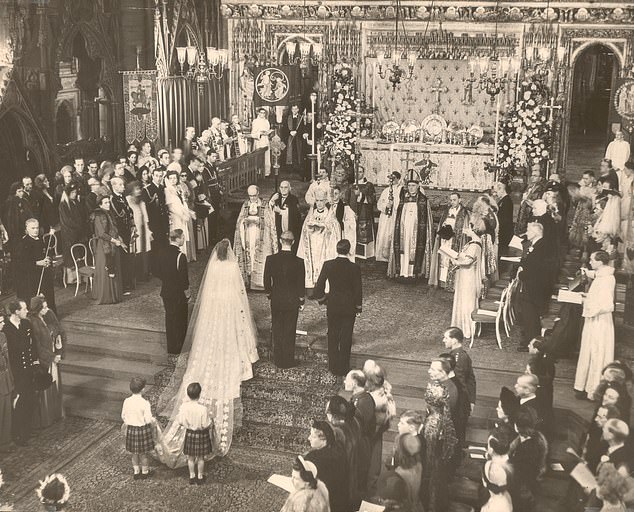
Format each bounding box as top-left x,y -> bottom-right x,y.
515,221 -> 556,351
158,229 -> 190,354
494,181 -> 514,254
264,231 -> 305,368
313,239 -> 362,376
268,181 -> 302,253
142,167 -> 169,275
4,300 -> 38,445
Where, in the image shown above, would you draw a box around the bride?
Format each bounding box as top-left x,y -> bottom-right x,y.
156,239 -> 259,468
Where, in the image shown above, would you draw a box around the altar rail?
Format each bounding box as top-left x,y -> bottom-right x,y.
216,148 -> 266,193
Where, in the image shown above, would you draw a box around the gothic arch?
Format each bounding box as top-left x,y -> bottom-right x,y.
55,99 -> 76,144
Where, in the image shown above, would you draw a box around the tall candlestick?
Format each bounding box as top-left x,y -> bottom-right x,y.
310,93 -> 316,154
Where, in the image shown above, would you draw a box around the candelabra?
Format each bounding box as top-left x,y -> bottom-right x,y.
376,50 -> 417,90
468,54 -> 520,102
176,45 -> 228,81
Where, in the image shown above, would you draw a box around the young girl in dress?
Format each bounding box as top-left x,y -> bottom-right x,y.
177,382 -> 214,484
121,377 -> 156,480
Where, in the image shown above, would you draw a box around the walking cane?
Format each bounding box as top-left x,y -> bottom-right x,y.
36,233 -> 54,296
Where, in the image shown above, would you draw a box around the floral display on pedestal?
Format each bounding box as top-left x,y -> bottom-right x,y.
323,64 -> 360,176
497,75 -> 552,181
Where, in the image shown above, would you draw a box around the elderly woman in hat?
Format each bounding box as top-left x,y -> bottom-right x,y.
92,195 -> 125,304
58,181 -> 87,283
280,456 -> 330,512
28,294 -> 65,428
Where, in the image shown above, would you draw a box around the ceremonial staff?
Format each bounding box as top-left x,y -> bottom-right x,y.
36,234 -> 54,296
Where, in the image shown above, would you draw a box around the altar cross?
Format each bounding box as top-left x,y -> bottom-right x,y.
542,98 -> 563,176
430,77 -> 449,114
399,149 -> 417,172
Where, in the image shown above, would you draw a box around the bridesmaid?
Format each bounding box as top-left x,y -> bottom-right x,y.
29,295 -> 64,427
450,219 -> 487,341
92,195 -> 125,304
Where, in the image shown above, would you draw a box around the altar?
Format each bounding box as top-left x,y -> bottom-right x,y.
359,140 -> 495,191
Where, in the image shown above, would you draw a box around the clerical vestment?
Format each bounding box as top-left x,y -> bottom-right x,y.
388,190 -> 433,278
605,140 -> 631,170
429,205 -> 470,289
234,198 -> 277,289
352,179 -> 376,244
332,200 -> 357,261
376,183 -> 403,262
304,179 -> 332,206
284,114 -> 305,167
296,206 -> 341,287
251,118 -> 271,175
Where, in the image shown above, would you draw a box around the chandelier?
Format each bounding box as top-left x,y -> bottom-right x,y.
176,45 -> 228,81
469,53 -> 520,102
375,0 -> 416,90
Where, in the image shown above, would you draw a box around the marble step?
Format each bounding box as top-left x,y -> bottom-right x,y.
63,372 -> 156,402
63,394 -> 122,422
66,331 -> 168,364
60,352 -> 160,383
63,319 -> 166,345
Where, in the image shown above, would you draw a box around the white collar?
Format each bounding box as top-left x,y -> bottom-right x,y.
519,394 -> 536,404
608,443 -> 625,454
10,317 -> 20,329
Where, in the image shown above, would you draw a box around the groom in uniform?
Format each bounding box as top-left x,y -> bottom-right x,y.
158,229 -> 190,354
313,239 -> 363,377
264,231 -> 305,368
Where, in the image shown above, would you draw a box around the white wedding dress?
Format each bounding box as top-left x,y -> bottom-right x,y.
155,240 -> 259,468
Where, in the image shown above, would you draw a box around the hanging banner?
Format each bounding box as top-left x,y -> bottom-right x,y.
252,65 -> 302,107
122,70 -> 159,144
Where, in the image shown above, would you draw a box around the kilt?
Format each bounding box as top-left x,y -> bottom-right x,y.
183,427 -> 213,457
125,423 -> 155,454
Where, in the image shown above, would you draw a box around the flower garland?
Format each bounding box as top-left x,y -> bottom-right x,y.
36,474 -> 70,509
322,64 -> 360,175
497,75 -> 552,181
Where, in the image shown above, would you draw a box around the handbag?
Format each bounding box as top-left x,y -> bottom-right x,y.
33,364 -> 53,391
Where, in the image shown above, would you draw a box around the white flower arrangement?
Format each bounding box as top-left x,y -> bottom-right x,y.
497,76 -> 552,180
36,474 -> 70,508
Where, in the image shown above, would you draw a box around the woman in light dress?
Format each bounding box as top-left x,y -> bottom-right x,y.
127,182 -> 152,281
156,239 -> 259,468
574,250 -> 616,399
450,219 -> 487,341
164,168 -> 196,262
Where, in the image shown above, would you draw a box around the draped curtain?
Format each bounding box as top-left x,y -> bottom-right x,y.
157,75 -> 229,149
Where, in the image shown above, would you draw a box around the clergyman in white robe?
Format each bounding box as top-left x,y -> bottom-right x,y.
251,109 -> 271,176
605,131 -> 631,171
375,173 -> 403,262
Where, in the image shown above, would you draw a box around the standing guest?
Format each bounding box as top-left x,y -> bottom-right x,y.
450,220 -> 486,341
127,182 -> 152,282
54,166 -> 74,202
126,150 -> 139,179
121,377 -> 156,480
202,150 -> 223,244
605,131 -> 630,171
114,160 -> 136,185
4,182 -> 33,253
178,168 -> 198,259
157,149 -> 170,173
157,229 -> 189,355
515,165 -> 546,236
326,395 -> 362,508
574,250 -> 616,400
428,358 -> 459,428
568,182 -> 594,258
33,174 -> 58,235
92,196 -> 124,305
0,316 -> 13,450
516,222 -> 556,352
429,191 -> 470,290
330,186 -> 357,261
85,159 -> 99,183
375,171 -> 403,262
85,178 -> 102,221
165,169 -> 196,261
598,159 -> 620,191
421,376 -> 458,512
375,433 -> 424,512
439,353 -> 471,459
509,409 -> 548,512
297,190 -> 341,288
269,181 -> 302,252
494,181 -> 514,254
513,373 -> 545,431
181,126 -> 196,160
397,410 -> 424,440
59,182 -> 87,284
73,157 -> 86,182
527,336 -> 556,436
143,167 -> 169,274
176,382 -> 214,485
304,420 -> 349,512
530,198 -> 559,258
263,231 -> 305,369
443,327 -> 476,414
582,404 -> 622,473
472,195 -> 499,282
600,419 -> 631,474
138,142 -> 155,166
4,300 -> 38,446
250,108 -> 272,176
97,166 -> 114,198
28,295 -> 63,428
280,456 -> 330,512
313,239 -> 362,377
234,184 -> 278,290
21,176 -> 37,215
15,218 -> 56,313
480,460 -> 513,512
110,177 -> 137,294
139,165 -> 152,187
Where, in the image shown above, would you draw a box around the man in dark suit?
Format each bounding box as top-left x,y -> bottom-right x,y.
142,167 -> 169,275
263,231 -> 305,368
4,300 -> 38,446
157,229 -> 190,354
494,181 -> 514,254
313,239 -> 362,377
110,177 -> 136,295
268,181 -> 302,253
516,221 -> 556,351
